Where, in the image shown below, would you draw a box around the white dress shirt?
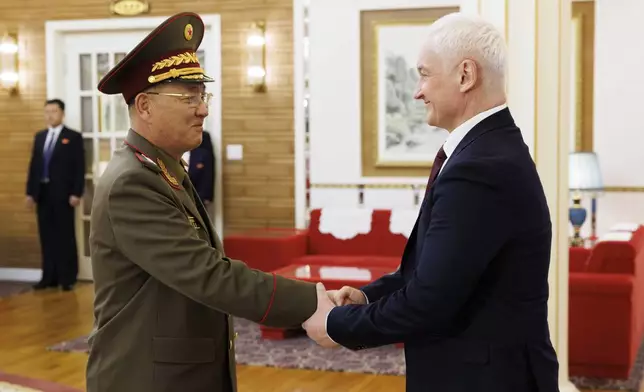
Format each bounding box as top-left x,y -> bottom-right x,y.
440,103 -> 507,174
43,124 -> 64,153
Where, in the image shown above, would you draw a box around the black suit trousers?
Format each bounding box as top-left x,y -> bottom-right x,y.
36,184 -> 78,286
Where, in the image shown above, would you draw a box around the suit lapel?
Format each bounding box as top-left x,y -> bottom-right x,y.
398,217 -> 419,272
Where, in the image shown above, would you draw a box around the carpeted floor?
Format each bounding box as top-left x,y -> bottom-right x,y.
47,317 -> 644,391
0,372 -> 81,392
48,318 -> 407,375
0,281 -> 32,299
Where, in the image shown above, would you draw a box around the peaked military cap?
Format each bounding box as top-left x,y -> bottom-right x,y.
97,12 -> 214,103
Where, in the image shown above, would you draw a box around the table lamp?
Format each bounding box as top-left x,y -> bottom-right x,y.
569,152 -> 603,247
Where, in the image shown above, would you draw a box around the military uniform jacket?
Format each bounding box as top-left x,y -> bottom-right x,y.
86,130 -> 317,392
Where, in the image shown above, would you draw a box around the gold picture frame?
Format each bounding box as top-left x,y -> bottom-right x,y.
571,1 -> 594,153
360,7 -> 458,177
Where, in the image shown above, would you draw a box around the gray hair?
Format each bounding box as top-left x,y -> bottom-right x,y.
424,12 -> 507,87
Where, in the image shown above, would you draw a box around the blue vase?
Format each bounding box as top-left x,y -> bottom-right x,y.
569,197 -> 587,247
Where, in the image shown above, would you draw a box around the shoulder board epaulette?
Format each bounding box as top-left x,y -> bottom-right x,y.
134,152 -> 162,174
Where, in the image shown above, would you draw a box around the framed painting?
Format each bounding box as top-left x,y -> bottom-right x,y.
360,7 -> 458,177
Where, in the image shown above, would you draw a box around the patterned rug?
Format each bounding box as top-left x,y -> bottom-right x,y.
48,318 -> 406,375
46,318 -> 644,390
0,281 -> 32,299
0,372 -> 81,392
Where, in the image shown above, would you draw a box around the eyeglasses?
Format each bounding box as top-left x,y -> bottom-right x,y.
147,92 -> 213,107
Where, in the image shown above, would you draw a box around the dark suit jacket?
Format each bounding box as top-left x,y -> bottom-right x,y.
26,126 -> 85,203
326,108 -> 559,392
188,131 -> 214,202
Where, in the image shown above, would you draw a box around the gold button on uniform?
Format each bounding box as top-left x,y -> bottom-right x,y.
229,332 -> 239,350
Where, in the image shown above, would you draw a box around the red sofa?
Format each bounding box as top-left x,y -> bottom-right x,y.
569,226 -> 644,379
223,209 -> 407,272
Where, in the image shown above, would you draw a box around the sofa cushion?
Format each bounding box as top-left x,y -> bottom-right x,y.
570,247 -> 591,272
589,232 -> 637,274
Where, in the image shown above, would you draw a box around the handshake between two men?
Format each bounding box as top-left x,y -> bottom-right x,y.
301,283 -> 367,348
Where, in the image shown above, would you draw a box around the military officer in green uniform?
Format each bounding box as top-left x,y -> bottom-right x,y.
86,12 -> 320,392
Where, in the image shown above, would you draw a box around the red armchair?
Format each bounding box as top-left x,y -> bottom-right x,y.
569,226 -> 644,379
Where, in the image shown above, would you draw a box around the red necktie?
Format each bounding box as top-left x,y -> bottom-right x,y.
426,146 -> 447,190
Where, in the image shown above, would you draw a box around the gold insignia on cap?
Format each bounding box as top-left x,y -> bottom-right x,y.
157,158 -> 181,189
178,74 -> 205,80
148,51 -> 203,85
151,52 -> 199,72
184,24 -> 194,41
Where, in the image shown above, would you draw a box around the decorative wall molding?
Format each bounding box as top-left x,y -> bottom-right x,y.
310,183 -> 419,189
310,183 -> 644,192
603,186 -> 644,193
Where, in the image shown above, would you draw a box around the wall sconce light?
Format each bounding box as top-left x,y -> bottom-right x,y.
246,21 -> 266,92
0,33 -> 19,95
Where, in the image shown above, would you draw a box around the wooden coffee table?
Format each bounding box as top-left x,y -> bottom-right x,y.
260,263 -> 393,340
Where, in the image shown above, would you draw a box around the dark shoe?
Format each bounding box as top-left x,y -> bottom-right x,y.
61,285 -> 74,291
33,282 -> 55,290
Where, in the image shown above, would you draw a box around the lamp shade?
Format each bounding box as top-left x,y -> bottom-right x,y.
569,152 -> 603,191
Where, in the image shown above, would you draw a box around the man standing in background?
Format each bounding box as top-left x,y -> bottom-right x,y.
187,130 -> 215,211
26,99 -> 85,291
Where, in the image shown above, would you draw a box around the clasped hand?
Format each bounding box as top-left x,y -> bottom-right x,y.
301,283 -> 367,348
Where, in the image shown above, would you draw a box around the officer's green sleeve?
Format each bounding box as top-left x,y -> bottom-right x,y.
107,168 -> 317,328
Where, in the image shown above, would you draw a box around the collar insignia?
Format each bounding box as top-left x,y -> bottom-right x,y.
157,158 -> 181,189
188,216 -> 201,230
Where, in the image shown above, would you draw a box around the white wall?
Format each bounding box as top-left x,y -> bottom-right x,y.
594,0 -> 644,186
589,0 -> 644,237
307,0 -> 463,211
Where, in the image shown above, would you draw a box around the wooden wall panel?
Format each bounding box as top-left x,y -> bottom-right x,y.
0,0 -> 295,268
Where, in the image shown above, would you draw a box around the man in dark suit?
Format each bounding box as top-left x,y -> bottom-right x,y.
187,130 -> 215,206
303,12 -> 560,392
26,99 -> 85,291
